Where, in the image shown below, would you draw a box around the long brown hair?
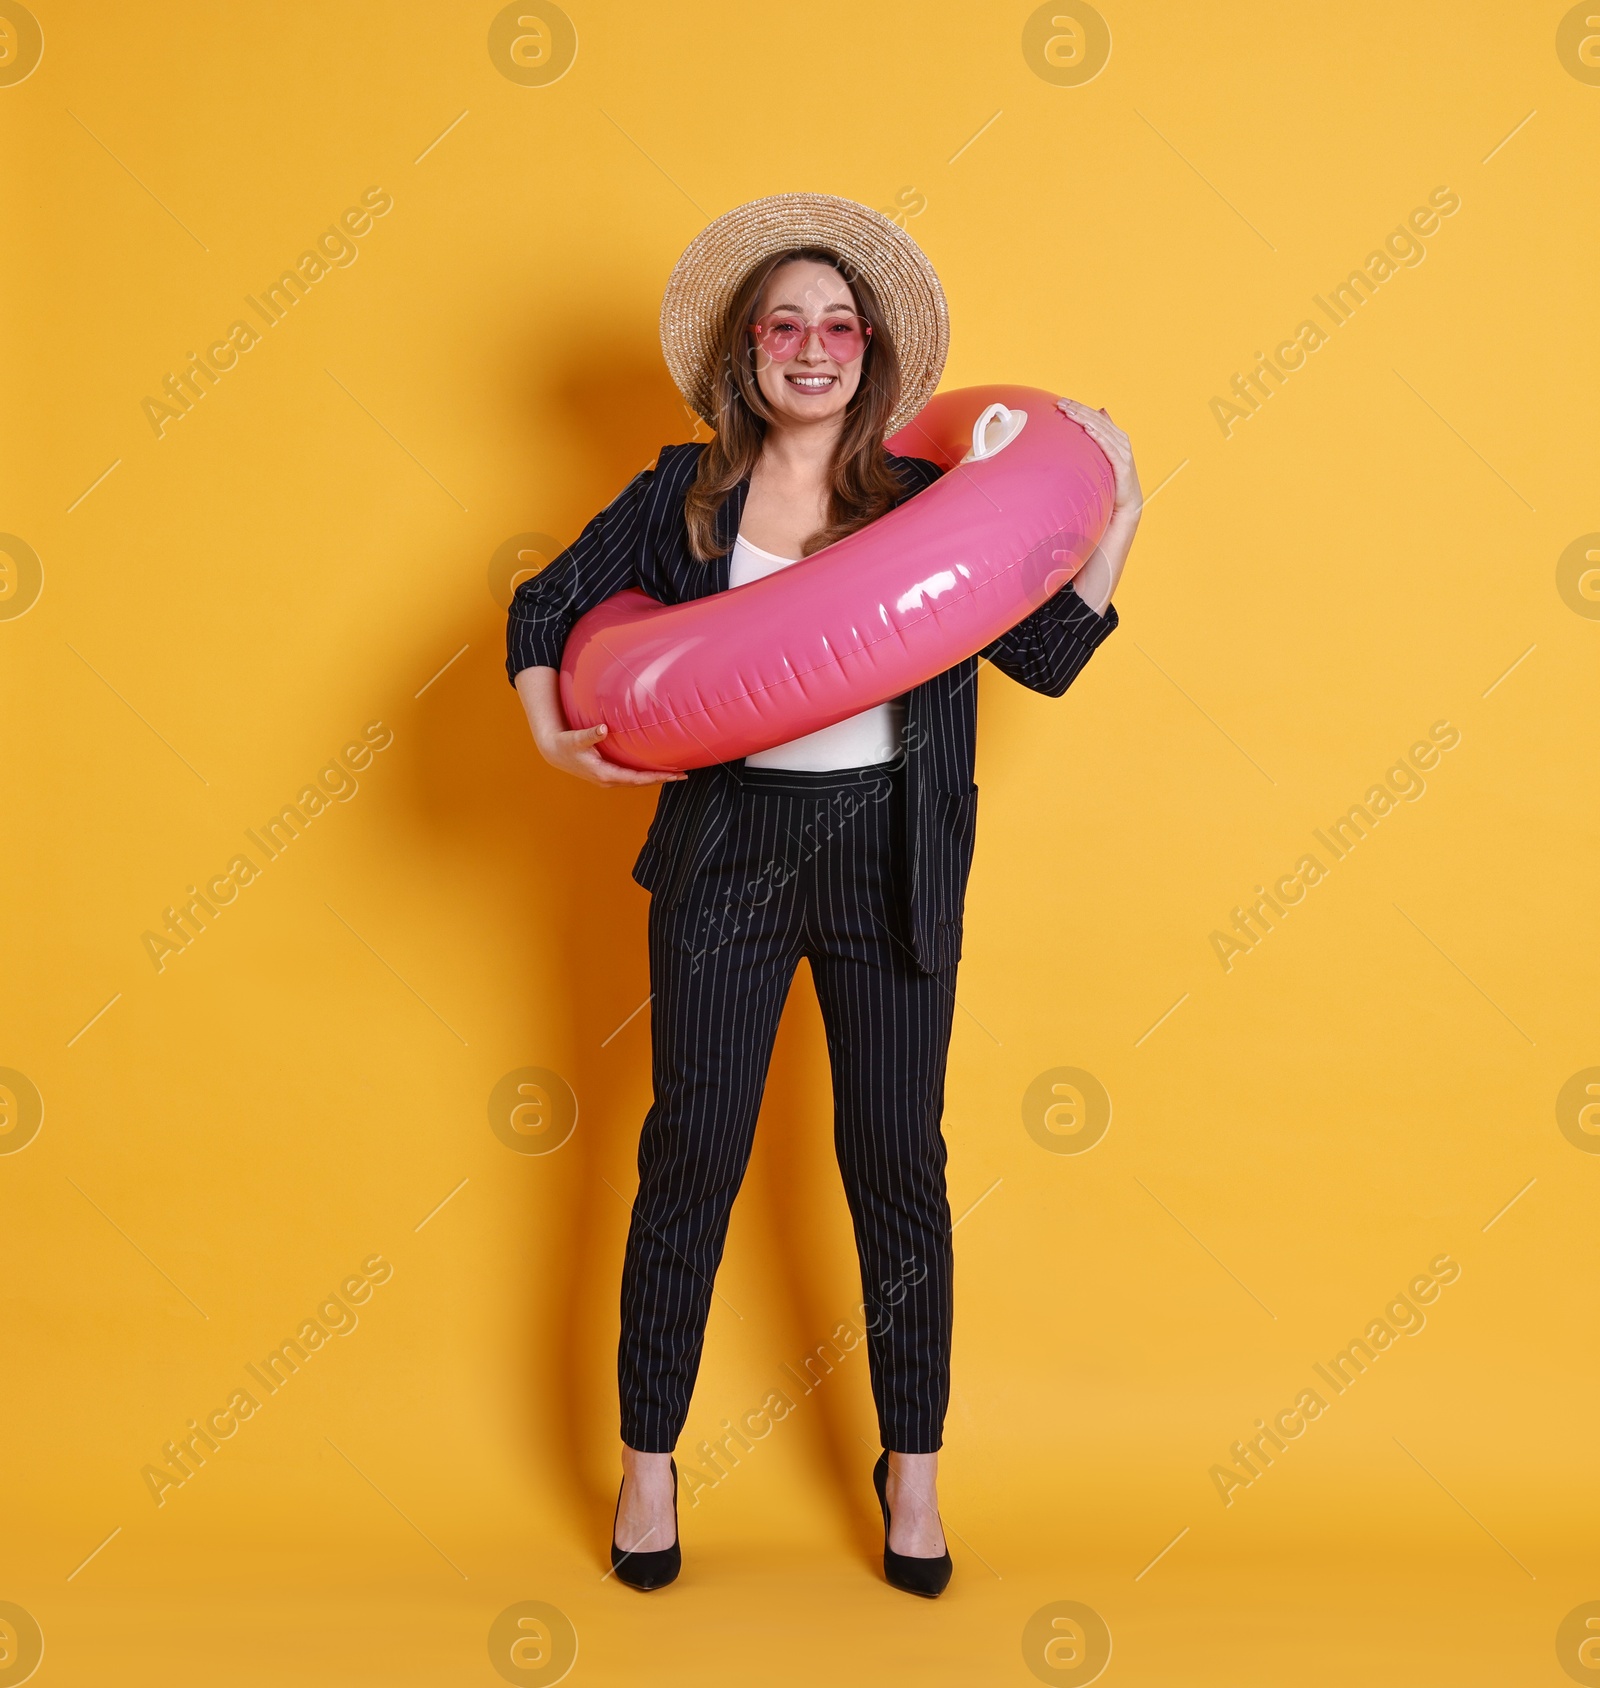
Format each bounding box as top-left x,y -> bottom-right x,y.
683,246 -> 904,563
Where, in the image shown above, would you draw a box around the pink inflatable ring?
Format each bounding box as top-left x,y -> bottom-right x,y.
560,384 -> 1114,771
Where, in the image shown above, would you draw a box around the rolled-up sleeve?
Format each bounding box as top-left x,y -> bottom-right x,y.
505,464 -> 657,683
982,584 -> 1119,698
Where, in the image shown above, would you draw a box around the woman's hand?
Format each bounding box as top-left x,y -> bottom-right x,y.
540,721 -> 688,786
1056,398 -> 1141,518
515,667 -> 686,786
1055,398 -> 1141,614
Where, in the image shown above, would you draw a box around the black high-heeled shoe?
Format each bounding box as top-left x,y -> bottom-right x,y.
610,1457 -> 680,1591
872,1451 -> 952,1598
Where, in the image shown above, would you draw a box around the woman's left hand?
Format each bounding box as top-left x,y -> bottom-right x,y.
1054,397 -> 1141,614
1056,398 -> 1141,521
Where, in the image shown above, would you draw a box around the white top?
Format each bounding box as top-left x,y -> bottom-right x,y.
729,534 -> 904,772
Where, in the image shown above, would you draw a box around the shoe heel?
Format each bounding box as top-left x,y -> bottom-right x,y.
611,1456 -> 681,1591
873,1451 -> 952,1599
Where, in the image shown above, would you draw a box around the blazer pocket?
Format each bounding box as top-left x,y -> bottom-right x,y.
633,777 -> 701,894
929,785 -> 980,926
932,784 -> 979,837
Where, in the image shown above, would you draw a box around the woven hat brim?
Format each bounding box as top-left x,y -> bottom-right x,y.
659,192 -> 949,440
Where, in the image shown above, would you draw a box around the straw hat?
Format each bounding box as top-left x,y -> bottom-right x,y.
659,192 -> 949,438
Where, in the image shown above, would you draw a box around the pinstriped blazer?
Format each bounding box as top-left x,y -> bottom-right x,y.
506,443 -> 1118,972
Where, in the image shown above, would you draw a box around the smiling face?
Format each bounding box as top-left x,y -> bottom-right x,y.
749,258 -> 866,428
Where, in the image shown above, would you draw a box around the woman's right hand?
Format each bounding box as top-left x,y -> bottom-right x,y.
516,667 -> 686,786
538,720 -> 687,786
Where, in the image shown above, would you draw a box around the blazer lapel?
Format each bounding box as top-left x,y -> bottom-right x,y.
706,478 -> 749,596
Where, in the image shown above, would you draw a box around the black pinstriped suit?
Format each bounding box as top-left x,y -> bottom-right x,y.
507,443 -> 1117,1453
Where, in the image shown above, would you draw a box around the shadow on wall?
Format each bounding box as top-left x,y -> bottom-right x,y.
402,317 -> 878,1560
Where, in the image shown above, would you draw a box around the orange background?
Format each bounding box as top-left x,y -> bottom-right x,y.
3,2 -> 1598,1683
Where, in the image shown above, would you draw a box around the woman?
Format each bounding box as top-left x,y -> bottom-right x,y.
507,193 -> 1140,1597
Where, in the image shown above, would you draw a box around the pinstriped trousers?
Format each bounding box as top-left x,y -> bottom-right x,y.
619,761 -> 958,1455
